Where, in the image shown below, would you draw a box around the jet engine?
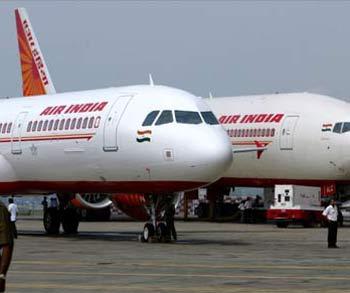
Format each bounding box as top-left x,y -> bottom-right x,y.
70,193 -> 112,209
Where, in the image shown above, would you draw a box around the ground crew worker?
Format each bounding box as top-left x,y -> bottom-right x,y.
0,200 -> 14,292
7,198 -> 18,239
243,197 -> 253,223
322,199 -> 339,248
164,200 -> 177,241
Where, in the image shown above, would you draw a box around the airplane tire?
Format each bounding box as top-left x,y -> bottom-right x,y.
43,208 -> 60,234
62,208 -> 80,234
157,222 -> 168,243
143,223 -> 155,242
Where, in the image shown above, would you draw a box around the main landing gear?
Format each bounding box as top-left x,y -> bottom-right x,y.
43,195 -> 80,235
140,194 -> 178,243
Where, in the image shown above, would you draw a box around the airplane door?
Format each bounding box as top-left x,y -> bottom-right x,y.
103,95 -> 133,151
280,115 -> 299,150
11,112 -> 28,155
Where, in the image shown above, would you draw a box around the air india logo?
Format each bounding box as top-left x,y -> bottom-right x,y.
136,130 -> 152,143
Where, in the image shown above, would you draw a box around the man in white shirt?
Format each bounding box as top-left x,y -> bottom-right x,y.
322,199 -> 339,248
7,198 -> 18,239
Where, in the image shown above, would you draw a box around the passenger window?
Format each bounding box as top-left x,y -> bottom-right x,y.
333,122 -> 342,133
59,119 -> 65,130
38,121 -> 43,132
342,122 -> 350,133
94,116 -> 101,128
266,128 -> 270,137
82,117 -> 88,129
48,120 -> 54,131
65,119 -> 71,130
7,123 -> 12,133
54,119 -> 59,131
155,110 -> 173,125
32,121 -> 37,132
43,120 -> 48,131
201,111 -> 219,125
142,111 -> 160,126
2,123 -> 7,134
175,110 -> 202,124
88,117 -> 94,129
71,118 -> 77,130
77,118 -> 82,129
27,122 -> 32,132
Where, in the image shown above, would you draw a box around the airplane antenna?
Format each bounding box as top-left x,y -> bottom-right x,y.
149,74 -> 155,86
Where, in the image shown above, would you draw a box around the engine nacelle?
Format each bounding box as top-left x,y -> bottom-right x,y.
70,193 -> 112,209
111,193 -> 183,221
112,193 -> 149,221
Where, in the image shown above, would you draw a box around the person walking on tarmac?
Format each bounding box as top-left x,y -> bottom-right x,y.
7,198 -> 18,239
0,200 -> 15,292
165,199 -> 177,241
322,199 -> 339,248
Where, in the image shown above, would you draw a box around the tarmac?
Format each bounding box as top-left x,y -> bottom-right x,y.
6,219 -> 350,292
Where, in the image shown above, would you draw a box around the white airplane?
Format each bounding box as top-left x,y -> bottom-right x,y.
207,93 -> 350,196
18,8 -> 350,225
5,8 -> 233,240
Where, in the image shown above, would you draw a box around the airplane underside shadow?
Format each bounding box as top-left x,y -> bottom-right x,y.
17,230 -> 251,246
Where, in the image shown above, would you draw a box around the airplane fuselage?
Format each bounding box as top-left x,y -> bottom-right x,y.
0,85 -> 232,194
208,92 -> 350,187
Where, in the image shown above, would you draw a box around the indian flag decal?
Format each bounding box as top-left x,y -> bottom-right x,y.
136,130 -> 152,143
322,123 -> 332,132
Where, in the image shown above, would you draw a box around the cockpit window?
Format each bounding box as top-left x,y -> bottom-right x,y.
201,111 -> 219,125
343,122 -> 350,133
333,123 -> 342,134
175,111 -> 202,124
142,111 -> 160,126
155,110 -> 173,125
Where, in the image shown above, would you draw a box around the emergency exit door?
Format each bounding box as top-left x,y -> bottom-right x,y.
103,95 -> 133,151
279,115 -> 299,150
11,112 -> 28,154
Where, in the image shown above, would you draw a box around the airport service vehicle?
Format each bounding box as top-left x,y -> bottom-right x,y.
5,8 -> 233,239
267,185 -> 323,228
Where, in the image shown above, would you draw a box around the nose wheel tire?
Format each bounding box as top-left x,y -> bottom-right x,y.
142,223 -> 155,242
157,222 -> 170,243
43,207 -> 60,234
62,208 -> 80,234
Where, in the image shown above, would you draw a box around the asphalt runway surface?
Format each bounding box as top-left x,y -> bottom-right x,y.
5,219 -> 350,292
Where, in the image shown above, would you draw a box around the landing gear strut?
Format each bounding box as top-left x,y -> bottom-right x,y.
141,194 -> 177,243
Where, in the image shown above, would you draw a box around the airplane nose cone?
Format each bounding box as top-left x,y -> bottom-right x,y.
186,127 -> 233,183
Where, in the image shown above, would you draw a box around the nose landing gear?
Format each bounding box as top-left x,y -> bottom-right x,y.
140,194 -> 178,243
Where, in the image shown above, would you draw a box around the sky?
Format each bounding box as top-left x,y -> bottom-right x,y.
2,1 -> 350,100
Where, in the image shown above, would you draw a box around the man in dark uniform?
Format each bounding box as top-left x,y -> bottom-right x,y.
0,200 -> 14,292
164,199 -> 177,241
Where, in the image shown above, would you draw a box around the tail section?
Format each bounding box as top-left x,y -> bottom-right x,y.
15,8 -> 56,96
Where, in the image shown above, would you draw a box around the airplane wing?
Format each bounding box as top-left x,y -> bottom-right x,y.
15,8 -> 56,96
